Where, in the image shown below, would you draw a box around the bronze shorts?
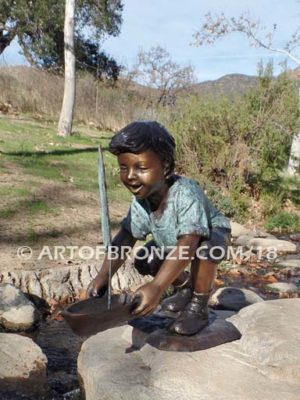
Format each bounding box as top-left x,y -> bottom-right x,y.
134,227 -> 231,276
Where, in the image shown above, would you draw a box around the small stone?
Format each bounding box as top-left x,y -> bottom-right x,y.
0,284 -> 39,331
214,278 -> 225,286
227,267 -> 243,277
210,287 -> 264,311
278,267 -> 300,277
264,274 -> 278,283
265,282 -> 299,294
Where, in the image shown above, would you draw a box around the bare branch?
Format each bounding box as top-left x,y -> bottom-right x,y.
131,45 -> 196,105
193,12 -> 300,66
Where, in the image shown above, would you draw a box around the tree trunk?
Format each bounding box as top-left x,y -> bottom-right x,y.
287,134 -> 300,175
287,86 -> 300,175
0,27 -> 16,55
58,0 -> 76,137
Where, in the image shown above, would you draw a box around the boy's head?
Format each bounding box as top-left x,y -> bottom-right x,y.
109,121 -> 176,176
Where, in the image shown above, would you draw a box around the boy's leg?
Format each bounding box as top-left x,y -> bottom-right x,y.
193,259 -> 217,294
169,228 -> 231,335
169,258 -> 216,335
160,270 -> 192,312
134,240 -> 188,282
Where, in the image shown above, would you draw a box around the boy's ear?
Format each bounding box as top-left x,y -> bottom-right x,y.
163,162 -> 170,177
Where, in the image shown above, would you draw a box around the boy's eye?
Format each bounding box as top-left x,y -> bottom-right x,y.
119,166 -> 127,172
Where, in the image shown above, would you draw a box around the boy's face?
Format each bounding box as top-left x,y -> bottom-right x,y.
118,149 -> 167,200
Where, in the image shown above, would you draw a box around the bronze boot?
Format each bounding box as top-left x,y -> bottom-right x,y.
169,292 -> 210,336
161,274 -> 192,312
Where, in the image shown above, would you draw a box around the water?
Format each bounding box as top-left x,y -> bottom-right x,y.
38,321 -> 83,397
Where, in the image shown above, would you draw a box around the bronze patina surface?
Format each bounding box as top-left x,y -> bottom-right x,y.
61,294 -> 138,337
146,318 -> 241,352
62,298 -> 241,352
130,313 -> 241,352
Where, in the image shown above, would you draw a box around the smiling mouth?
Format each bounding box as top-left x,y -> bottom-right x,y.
128,184 -> 143,194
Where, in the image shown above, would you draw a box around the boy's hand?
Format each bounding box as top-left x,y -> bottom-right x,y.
131,281 -> 163,317
86,276 -> 108,298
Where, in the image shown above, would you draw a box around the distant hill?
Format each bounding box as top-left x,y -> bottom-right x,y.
191,68 -> 300,98
191,73 -> 259,97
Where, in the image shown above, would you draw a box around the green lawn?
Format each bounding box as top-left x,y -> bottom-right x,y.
0,115 -> 131,226
0,115 -> 130,200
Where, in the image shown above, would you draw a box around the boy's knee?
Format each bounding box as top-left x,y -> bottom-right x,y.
133,241 -> 164,277
134,257 -> 149,276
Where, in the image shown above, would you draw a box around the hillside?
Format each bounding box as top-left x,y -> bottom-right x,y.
193,73 -> 259,97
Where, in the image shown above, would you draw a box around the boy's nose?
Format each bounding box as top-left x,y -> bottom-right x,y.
127,168 -> 137,180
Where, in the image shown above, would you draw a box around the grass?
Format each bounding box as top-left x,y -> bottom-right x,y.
0,187 -> 30,196
0,197 -> 54,219
0,115 -> 129,197
0,114 -> 131,229
265,211 -> 300,233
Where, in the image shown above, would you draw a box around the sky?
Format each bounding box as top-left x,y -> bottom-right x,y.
1,0 -> 300,82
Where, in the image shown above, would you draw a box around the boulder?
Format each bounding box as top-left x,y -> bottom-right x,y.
231,227 -> 275,244
230,222 -> 252,238
0,284 -> 39,331
252,230 -> 276,239
210,287 -> 264,311
277,259 -> 300,269
265,282 -> 299,294
0,262 -> 150,303
0,333 -> 48,396
290,233 -> 300,242
78,299 -> 300,400
248,238 -> 297,253
233,234 -> 254,247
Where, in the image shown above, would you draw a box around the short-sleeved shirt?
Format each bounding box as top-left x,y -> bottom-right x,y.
121,175 -> 231,248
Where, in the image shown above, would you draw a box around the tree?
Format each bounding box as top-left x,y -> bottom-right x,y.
75,39 -> 121,81
58,0 -> 75,137
0,0 -> 123,81
193,11 -> 300,175
131,45 -> 196,105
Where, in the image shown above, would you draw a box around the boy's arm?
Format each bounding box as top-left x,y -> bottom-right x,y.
132,234 -> 200,316
86,227 -> 137,298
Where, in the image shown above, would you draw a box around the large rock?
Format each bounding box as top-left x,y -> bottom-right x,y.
0,284 -> 39,331
0,262 -> 150,303
233,233 -> 275,246
210,287 -> 264,311
230,222 -> 252,238
248,238 -> 297,253
0,333 -> 48,396
265,282 -> 299,294
233,234 -> 254,247
78,299 -> 300,400
277,259 -> 300,268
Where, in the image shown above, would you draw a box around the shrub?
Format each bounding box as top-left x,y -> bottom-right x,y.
265,211 -> 300,233
168,64 -> 298,221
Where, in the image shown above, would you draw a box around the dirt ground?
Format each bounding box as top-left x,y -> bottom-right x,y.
0,158 -> 129,272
